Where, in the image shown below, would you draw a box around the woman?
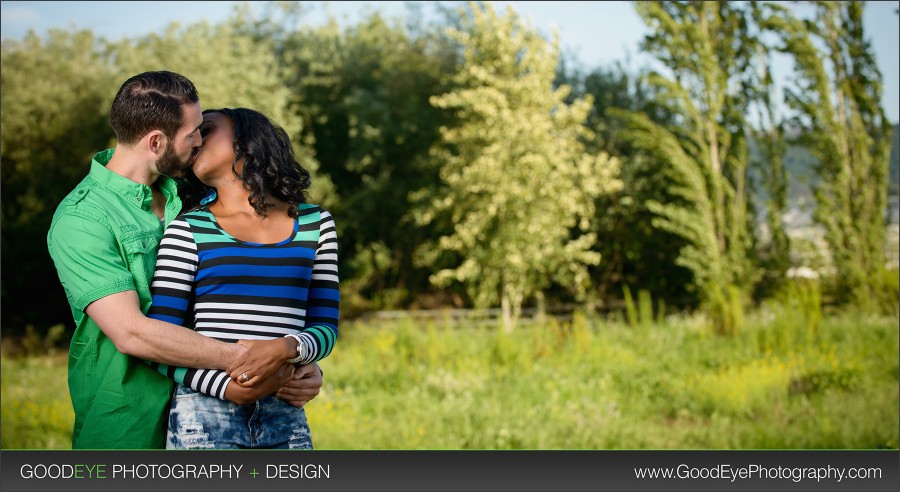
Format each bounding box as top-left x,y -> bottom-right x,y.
147,108 -> 339,449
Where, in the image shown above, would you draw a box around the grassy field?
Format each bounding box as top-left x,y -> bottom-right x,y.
2,309 -> 897,449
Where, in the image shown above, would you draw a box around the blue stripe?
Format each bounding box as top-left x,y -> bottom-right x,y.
196,264 -> 312,281
196,283 -> 309,299
147,313 -> 183,325
309,287 -> 340,301
199,246 -> 314,262
307,306 -> 339,319
150,295 -> 190,311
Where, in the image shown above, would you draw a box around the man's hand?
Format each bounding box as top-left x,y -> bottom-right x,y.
276,363 -> 323,408
226,338 -> 295,387
223,362 -> 295,405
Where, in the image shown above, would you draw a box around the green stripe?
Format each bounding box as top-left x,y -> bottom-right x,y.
294,230 -> 320,242
184,214 -> 213,230
192,232 -> 228,244
316,324 -> 337,347
296,211 -> 320,227
320,324 -> 337,347
309,324 -> 338,360
306,326 -> 329,360
174,367 -> 188,385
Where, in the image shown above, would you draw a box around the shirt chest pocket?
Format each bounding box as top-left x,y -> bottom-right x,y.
119,232 -> 160,301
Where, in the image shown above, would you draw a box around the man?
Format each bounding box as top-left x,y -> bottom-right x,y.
47,71 -> 321,449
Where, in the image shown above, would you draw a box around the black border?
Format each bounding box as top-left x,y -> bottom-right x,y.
1,450 -> 898,492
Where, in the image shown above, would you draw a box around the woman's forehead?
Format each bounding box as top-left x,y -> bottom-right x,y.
202,112 -> 227,123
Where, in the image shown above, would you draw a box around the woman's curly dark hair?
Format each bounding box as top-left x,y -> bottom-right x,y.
181,108 -> 311,217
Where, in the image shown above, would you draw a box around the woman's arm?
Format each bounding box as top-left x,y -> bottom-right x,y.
144,216 -> 293,401
228,208 -> 340,383
294,208 -> 340,363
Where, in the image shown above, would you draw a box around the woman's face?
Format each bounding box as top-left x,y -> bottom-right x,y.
193,111 -> 237,184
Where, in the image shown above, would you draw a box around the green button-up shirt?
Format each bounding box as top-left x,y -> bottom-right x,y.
47,149 -> 182,449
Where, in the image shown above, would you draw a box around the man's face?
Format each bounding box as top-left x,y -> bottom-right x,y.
154,137 -> 185,177
155,102 -> 203,178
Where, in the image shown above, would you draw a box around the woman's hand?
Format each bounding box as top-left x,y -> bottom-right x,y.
226,337 -> 295,387
223,363 -> 295,405
276,363 -> 323,408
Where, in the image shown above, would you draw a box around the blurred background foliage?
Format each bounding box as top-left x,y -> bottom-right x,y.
2,0 -> 898,451
2,0 -> 898,335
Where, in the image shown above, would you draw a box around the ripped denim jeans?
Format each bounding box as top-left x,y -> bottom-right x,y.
166,384 -> 313,449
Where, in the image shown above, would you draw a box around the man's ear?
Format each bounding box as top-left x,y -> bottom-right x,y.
146,131 -> 165,155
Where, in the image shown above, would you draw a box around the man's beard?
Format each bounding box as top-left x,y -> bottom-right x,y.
155,139 -> 192,178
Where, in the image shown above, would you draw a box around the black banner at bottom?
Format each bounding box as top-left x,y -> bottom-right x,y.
1,450 -> 897,492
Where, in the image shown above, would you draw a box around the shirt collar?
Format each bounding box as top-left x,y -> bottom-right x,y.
89,149 -> 179,210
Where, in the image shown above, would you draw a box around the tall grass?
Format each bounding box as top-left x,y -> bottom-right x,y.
1,353 -> 74,449
2,310 -> 897,449
304,311 -> 897,449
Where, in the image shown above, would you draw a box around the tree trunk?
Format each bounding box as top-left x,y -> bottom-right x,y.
534,290 -> 546,323
501,289 -> 512,334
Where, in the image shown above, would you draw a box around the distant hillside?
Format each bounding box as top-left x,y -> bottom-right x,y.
750,123 -> 900,204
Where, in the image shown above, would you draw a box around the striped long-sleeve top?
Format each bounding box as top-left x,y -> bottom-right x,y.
146,204 -> 339,400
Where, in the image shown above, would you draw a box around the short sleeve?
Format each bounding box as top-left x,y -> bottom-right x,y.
48,213 -> 135,312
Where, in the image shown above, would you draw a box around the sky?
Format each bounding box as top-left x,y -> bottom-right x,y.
2,0 -> 899,122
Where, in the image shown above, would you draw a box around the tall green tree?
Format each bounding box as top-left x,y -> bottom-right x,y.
251,8 -> 461,313
1,11 -> 324,332
560,60 -> 697,309
421,2 -> 621,330
612,1 -> 765,334
748,2 -> 791,300
110,14 -> 330,202
1,30 -> 119,331
761,1 -> 893,309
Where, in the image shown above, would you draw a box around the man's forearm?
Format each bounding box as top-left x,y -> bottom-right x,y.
86,290 -> 241,370
124,315 -> 241,370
